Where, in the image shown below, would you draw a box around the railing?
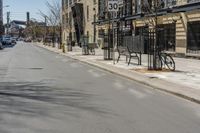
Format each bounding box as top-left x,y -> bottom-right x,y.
164,0 -> 200,8
187,0 -> 200,3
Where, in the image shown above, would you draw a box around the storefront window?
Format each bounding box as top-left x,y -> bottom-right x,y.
158,23 -> 176,52
187,21 -> 200,54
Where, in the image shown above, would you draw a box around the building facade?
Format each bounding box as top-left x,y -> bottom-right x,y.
61,0 -> 200,56
62,0 -> 99,48
97,0 -> 200,57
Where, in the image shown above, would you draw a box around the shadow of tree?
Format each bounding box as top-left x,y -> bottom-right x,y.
0,81 -> 112,118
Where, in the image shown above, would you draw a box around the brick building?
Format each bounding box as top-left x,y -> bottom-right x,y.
61,0 -> 200,56
62,0 -> 99,48
97,0 -> 200,57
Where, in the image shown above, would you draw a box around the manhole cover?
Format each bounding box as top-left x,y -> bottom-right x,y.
29,68 -> 43,70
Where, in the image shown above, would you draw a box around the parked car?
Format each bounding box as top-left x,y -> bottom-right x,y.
3,37 -> 12,45
0,42 -> 3,49
2,35 -> 12,45
11,37 -> 17,44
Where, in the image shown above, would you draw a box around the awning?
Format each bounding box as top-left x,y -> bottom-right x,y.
92,18 -> 120,25
123,9 -> 171,21
125,14 -> 143,21
172,2 -> 200,13
92,19 -> 109,25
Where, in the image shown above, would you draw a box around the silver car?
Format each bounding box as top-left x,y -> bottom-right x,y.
0,42 -> 3,49
5,37 -> 12,45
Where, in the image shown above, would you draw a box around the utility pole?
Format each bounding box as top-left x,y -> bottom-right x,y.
6,11 -> 10,35
0,0 -> 3,35
59,22 -> 62,49
93,8 -> 96,43
44,16 -> 47,45
26,12 -> 30,26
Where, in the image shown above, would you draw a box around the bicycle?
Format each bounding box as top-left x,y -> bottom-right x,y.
158,52 -> 175,71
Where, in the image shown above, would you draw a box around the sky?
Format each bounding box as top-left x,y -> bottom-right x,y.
3,0 -> 59,23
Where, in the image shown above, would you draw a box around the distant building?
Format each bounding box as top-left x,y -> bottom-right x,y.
8,21 -> 25,37
0,0 -> 3,35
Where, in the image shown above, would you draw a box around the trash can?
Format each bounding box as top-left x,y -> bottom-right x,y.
66,37 -> 72,51
81,35 -> 89,55
67,43 -> 72,51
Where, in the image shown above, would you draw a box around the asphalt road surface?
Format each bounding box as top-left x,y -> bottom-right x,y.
0,42 -> 200,133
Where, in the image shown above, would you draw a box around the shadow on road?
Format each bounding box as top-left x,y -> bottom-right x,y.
0,81 -> 111,118
2,44 -> 16,49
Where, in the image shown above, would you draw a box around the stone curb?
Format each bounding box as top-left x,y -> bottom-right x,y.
36,44 -> 200,104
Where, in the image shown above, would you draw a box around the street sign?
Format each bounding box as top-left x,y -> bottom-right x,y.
108,0 -> 119,12
118,0 -> 123,7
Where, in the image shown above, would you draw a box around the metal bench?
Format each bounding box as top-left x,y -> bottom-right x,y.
117,46 -> 141,65
81,42 -> 97,55
127,45 -> 142,65
88,43 -> 97,55
117,46 -> 128,63
117,35 -> 144,65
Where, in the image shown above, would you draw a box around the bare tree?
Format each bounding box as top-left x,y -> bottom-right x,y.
38,0 -> 61,48
24,18 -> 44,41
141,0 -> 167,70
142,0 -> 165,27
46,1 -> 61,26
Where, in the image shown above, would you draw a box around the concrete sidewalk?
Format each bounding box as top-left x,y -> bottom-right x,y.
36,43 -> 200,104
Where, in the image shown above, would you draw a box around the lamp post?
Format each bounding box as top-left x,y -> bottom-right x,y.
44,16 -> 47,45
6,11 -> 10,35
93,8 -> 97,43
0,5 -> 10,35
